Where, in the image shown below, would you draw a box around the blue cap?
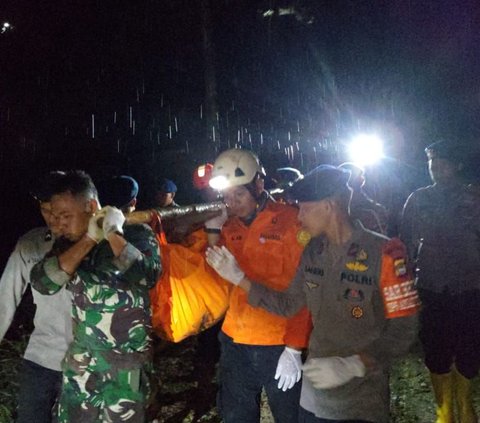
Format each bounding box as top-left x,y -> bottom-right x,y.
159,178 -> 177,193
99,175 -> 139,208
286,165 -> 350,202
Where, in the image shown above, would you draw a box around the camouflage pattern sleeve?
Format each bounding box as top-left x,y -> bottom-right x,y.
31,256 -> 71,295
112,224 -> 161,289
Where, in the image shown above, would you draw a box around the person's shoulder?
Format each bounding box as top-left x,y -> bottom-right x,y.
265,200 -> 298,218
357,222 -> 390,247
16,227 -> 50,248
123,223 -> 155,239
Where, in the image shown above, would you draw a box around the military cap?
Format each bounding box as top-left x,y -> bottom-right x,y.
158,178 -> 177,193
286,164 -> 350,202
99,175 -> 139,209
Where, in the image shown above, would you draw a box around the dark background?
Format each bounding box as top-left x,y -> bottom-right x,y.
1,0 -> 480,264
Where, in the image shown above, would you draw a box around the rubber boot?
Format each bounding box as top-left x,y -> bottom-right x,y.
453,368 -> 477,423
430,372 -> 454,423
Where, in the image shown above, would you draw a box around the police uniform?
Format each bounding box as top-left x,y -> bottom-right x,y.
31,224 -> 161,423
247,165 -> 418,423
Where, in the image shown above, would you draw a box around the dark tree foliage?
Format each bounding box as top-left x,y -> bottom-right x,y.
1,0 -> 479,261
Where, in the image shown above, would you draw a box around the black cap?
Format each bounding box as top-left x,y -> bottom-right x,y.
98,175 -> 139,208
425,141 -> 465,164
286,165 -> 350,202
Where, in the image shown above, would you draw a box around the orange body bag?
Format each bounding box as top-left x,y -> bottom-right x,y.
149,229 -> 230,342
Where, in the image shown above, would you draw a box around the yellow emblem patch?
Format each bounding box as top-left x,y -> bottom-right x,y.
345,261 -> 369,272
351,306 -> 364,319
297,229 -> 312,247
356,249 -> 368,261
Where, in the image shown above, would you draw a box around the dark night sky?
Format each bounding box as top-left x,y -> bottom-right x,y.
1,0 -> 480,260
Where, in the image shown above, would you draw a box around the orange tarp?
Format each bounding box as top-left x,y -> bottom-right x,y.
150,230 -> 230,342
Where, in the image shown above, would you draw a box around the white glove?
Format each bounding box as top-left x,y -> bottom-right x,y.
102,206 -> 126,237
86,212 -> 106,243
302,355 -> 366,389
275,347 -> 302,391
205,204 -> 228,231
205,246 -> 245,285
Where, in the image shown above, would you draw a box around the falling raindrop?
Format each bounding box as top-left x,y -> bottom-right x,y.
200,104 -> 203,119
129,107 -> 133,128
212,126 -> 216,142
185,140 -> 190,154
91,114 -> 95,139
174,117 -> 178,132
169,125 -> 172,139
114,111 -> 117,124
132,121 -> 135,135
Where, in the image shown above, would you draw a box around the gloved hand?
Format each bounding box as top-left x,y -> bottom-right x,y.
275,347 -> 302,391
101,206 -> 126,238
204,204 -> 228,231
86,211 -> 106,243
205,246 -> 245,285
302,355 -> 366,389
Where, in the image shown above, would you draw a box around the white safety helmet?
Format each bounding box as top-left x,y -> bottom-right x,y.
209,149 -> 266,190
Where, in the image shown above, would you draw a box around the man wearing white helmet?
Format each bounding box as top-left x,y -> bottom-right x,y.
205,149 -> 311,423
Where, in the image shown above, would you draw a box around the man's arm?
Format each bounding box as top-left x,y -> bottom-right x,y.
31,235 -> 97,295
108,225 -> 162,289
361,238 -> 420,367
0,243 -> 30,341
399,192 -> 419,263
247,269 -> 307,318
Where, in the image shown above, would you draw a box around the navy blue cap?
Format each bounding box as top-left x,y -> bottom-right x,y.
99,175 -> 139,208
158,178 -> 177,193
286,165 -> 350,202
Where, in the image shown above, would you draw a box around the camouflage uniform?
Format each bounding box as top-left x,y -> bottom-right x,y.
31,224 -> 161,423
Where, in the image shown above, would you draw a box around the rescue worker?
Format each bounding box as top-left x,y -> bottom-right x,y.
30,170 -> 161,423
0,171 -> 72,423
338,162 -> 388,235
207,164 -> 419,423
205,149 -> 311,423
400,141 -> 480,423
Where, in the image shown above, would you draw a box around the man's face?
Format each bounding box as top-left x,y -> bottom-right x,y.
50,192 -> 93,242
428,156 -> 457,184
222,185 -> 257,219
155,191 -> 174,207
39,202 -> 62,237
298,200 -> 330,237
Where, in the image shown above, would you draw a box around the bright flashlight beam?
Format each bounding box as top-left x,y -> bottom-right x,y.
348,134 -> 384,166
209,175 -> 229,190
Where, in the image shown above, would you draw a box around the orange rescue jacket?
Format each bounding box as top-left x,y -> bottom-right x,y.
221,201 -> 311,348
